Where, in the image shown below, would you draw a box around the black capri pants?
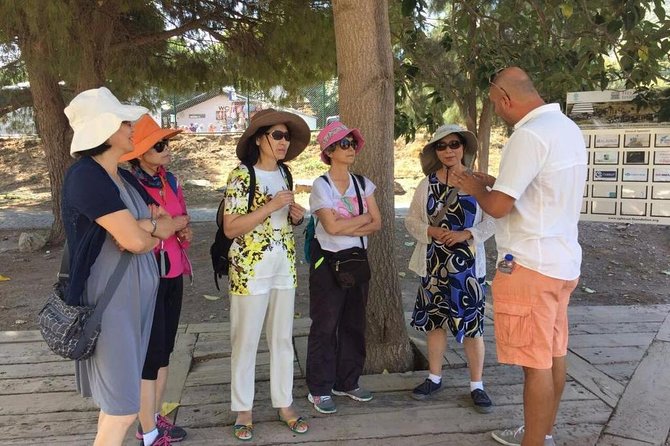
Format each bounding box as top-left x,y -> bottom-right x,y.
142,275 -> 184,380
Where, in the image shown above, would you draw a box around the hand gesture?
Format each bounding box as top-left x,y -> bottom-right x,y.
172,214 -> 190,232
268,190 -> 295,212
289,202 -> 306,224
176,226 -> 193,244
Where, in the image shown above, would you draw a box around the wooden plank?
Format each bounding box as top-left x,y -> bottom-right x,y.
0,342 -> 69,365
0,361 -> 73,379
0,330 -> 44,344
604,341 -> 670,445
0,375 -> 75,395
569,332 -> 655,349
597,434 -> 656,446
180,381 -> 310,407
571,346 -> 646,365
163,332 -> 196,409
0,411 -> 98,440
656,311 -> 670,342
593,362 -> 639,384
568,305 -> 670,324
176,399 -> 609,445
567,351 -> 624,408
570,322 -> 660,335
0,391 -> 98,415
185,354 -> 301,387
293,335 -> 308,377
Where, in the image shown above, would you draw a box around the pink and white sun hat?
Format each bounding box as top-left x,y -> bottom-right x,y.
316,121 -> 365,164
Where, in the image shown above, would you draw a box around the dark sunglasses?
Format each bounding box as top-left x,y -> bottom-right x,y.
435,140 -> 463,151
331,138 -> 358,151
266,130 -> 291,141
152,140 -> 169,153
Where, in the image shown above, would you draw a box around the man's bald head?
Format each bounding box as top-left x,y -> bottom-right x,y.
489,66 -> 545,125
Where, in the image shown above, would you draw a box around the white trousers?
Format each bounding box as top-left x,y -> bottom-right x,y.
230,288 -> 296,411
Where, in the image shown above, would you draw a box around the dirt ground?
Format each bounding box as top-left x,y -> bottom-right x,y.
1,134 -> 669,331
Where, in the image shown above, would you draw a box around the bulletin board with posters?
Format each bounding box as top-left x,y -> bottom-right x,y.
566,90 -> 670,225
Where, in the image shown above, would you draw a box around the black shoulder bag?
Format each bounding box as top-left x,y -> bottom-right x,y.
38,246 -> 132,361
327,174 -> 372,289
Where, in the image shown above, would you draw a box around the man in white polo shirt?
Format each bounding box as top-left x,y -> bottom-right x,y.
454,67 -> 587,446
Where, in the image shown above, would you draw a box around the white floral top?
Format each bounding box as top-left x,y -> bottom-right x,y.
224,164 -> 296,295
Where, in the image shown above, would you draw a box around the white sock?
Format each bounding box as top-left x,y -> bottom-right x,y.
470,381 -> 483,392
143,427 -> 159,446
428,373 -> 442,384
545,435 -> 553,440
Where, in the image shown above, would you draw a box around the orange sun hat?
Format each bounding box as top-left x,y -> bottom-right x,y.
120,114 -> 182,161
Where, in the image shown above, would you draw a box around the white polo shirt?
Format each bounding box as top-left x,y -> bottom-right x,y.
493,103 -> 587,280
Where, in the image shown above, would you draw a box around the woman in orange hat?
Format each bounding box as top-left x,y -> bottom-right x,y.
123,115 -> 192,446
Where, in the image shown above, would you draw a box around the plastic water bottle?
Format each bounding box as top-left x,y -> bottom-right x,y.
497,254 -> 514,274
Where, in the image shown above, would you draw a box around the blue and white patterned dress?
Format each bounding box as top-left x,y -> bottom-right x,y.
410,172 -> 486,342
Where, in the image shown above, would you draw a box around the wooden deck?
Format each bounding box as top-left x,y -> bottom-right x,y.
1,305 -> 669,445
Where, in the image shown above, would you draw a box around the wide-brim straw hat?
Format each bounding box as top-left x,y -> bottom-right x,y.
235,108 -> 310,162
64,87 -> 148,156
316,121 -> 365,164
120,114 -> 182,161
419,124 -> 478,175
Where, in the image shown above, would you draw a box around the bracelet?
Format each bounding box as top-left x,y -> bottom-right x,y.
150,218 -> 157,236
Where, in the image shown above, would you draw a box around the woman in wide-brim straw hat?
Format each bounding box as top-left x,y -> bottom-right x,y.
124,114 -> 192,444
62,87 -> 177,446
304,121 -> 381,415
222,108 -> 309,441
405,124 -> 496,413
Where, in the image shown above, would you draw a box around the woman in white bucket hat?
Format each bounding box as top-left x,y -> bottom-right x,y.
62,87 -> 177,445
405,124 -> 496,414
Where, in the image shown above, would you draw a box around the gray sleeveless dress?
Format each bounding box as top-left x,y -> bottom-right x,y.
75,175 -> 159,415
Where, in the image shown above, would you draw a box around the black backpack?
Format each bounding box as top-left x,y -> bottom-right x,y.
210,162 -> 293,290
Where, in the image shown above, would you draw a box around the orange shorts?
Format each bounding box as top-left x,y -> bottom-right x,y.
491,264 -> 578,370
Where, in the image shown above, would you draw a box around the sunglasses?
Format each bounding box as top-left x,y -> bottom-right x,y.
489,67 -> 511,101
435,140 -> 463,151
266,130 -> 291,141
152,140 -> 169,153
331,138 -> 358,151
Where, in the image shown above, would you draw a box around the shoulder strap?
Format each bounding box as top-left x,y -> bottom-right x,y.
353,173 -> 366,192
242,162 -> 256,212
279,163 -> 293,190
350,173 -> 366,248
165,171 -> 179,195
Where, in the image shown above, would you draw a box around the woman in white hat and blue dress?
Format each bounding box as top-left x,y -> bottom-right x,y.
405,124 -> 496,413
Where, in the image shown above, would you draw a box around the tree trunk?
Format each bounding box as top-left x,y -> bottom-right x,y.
19,32 -> 72,245
333,0 -> 413,373
476,101 -> 493,173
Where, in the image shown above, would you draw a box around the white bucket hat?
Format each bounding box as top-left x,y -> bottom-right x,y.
419,124 -> 478,176
64,87 -> 148,156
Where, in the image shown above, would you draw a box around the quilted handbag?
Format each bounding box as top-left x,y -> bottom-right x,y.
38,251 -> 131,360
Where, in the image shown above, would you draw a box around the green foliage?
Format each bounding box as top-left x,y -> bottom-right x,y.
393,0 -> 670,140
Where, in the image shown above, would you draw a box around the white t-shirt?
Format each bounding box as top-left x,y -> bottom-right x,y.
224,165 -> 295,296
492,103 -> 587,280
309,172 -> 376,252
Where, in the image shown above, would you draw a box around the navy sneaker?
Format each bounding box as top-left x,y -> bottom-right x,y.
471,388 -> 493,413
411,378 -> 443,401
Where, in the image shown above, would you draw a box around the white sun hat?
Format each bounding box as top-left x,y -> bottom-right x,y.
64,87 -> 148,156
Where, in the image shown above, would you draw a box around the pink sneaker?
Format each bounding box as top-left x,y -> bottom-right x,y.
156,415 -> 187,442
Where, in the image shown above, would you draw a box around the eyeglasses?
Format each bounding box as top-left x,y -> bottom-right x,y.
331,138 -> 358,151
152,140 -> 169,153
435,140 -> 463,151
266,130 -> 291,141
489,68 -> 511,101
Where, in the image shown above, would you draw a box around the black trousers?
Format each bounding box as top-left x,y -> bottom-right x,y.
305,240 -> 369,396
142,275 -> 183,380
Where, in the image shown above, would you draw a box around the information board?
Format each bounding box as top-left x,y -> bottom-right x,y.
566,90 -> 670,225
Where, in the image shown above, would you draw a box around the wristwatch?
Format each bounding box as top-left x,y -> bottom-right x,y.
150,218 -> 158,236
